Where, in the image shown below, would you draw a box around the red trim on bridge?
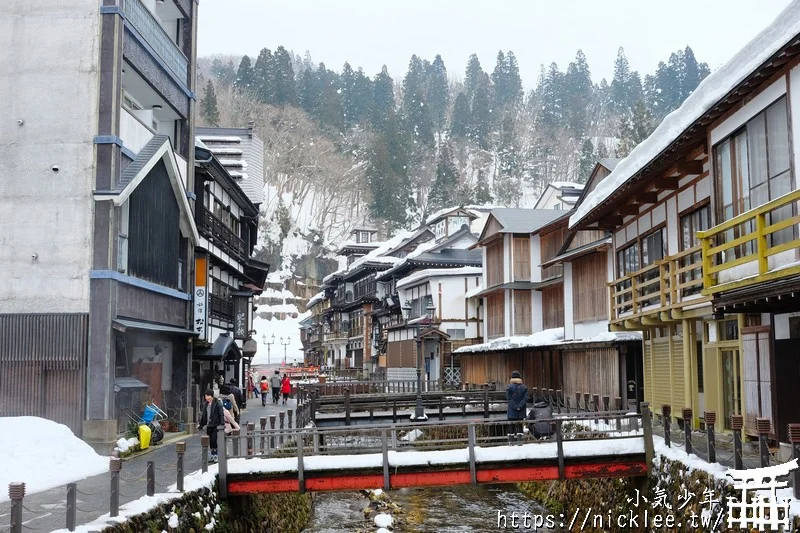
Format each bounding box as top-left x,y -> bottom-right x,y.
226,460 -> 648,495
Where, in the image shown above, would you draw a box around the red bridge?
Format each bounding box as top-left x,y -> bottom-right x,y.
216,407 -> 655,497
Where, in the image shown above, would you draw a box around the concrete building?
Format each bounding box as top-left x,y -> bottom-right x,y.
0,0 -> 199,452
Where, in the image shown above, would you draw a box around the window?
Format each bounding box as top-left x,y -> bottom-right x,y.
486,241 -> 505,287
679,205 -> 711,296
513,290 -> 532,335
513,237 -> 531,281
714,96 -> 794,257
641,228 -> 666,268
615,242 -> 639,313
446,329 -> 466,340
487,293 -> 505,339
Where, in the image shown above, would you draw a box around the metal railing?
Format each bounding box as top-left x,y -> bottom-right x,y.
697,187 -> 800,295
123,0 -> 189,83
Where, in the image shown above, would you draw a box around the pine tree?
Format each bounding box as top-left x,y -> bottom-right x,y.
578,138 -> 595,182
298,66 -> 320,115
372,66 -> 395,133
491,51 -> 508,110
627,71 -> 644,110
470,73 -> 493,149
504,51 -> 523,108
464,54 -> 484,102
273,46 -> 298,106
251,48 -> 274,103
367,116 -> 411,230
428,54 -> 449,139
317,65 -> 344,130
234,55 -> 254,91
474,169 -> 493,204
211,58 -> 236,87
564,50 -> 593,138
402,54 -> 434,146
428,142 -> 459,212
630,100 -> 654,146
450,92 -> 471,137
616,113 -> 634,158
352,68 -> 374,126
202,79 -> 220,126
341,62 -> 357,127
537,62 -> 564,131
610,47 -> 631,112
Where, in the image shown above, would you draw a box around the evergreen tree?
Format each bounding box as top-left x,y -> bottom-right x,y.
491,51 -> 508,110
450,92 -> 471,137
371,66 -> 395,132
595,139 -> 609,160
470,73 -> 493,149
428,54 -> 450,138
464,54 -> 484,102
317,65 -> 344,130
273,46 -> 298,106
211,58 -> 236,87
298,66 -> 320,115
366,116 -> 411,230
537,62 -> 564,131
616,101 -> 653,157
474,169 -> 493,204
352,68 -> 374,126
616,113 -> 634,158
564,50 -> 593,138
627,71 -> 644,110
610,47 -> 631,112
402,54 -> 434,146
202,80 -> 220,126
428,142 -> 459,212
341,62 -> 357,127
234,55 -> 254,91
578,138 -> 595,182
504,51 -> 523,109
251,48 -> 274,103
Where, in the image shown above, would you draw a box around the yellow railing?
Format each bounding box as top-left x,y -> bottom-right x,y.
697,188 -> 800,295
608,246 -> 705,323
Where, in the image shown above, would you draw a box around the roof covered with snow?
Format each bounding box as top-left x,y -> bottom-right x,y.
570,1 -> 800,228
324,230 -> 415,284
396,266 -> 483,289
424,205 -> 499,225
454,328 -> 642,354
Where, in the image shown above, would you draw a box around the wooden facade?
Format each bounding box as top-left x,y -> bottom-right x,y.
460,349 -> 561,392
486,241 -> 504,287
561,347 -> 620,401
513,237 -> 531,281
572,252 -> 607,323
541,285 -> 564,330
541,226 -> 567,281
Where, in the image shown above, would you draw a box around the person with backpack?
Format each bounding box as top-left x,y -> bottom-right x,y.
219,385 -> 240,424
228,378 -> 245,410
197,390 -> 223,463
281,374 -> 292,405
270,370 -> 282,404
260,375 -> 269,406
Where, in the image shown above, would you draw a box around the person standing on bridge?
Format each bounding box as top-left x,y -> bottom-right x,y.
197,389 -> 224,463
506,371 -> 528,438
281,373 -> 292,405
270,370 -> 282,404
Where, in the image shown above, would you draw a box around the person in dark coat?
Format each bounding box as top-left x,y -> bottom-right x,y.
228,378 -> 245,411
197,389 -> 224,462
506,371 -> 528,438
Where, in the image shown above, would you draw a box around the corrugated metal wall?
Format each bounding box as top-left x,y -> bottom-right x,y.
0,314 -> 88,436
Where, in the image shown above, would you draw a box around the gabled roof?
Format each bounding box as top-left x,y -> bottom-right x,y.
598,158 -> 621,172
94,135 -> 199,244
477,208 -> 563,242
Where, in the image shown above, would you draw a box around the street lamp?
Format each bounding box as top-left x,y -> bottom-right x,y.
262,334 -> 275,365
279,336 -> 290,366
402,302 -> 425,419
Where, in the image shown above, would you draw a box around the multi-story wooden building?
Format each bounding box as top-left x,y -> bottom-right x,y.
569,2 -> 800,442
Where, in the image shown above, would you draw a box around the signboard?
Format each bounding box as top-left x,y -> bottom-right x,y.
233,292 -> 250,340
433,220 -> 446,240
194,256 -> 208,341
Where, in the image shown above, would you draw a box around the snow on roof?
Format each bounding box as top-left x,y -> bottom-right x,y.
229,171 -> 248,179
548,182 -> 585,190
197,135 -> 242,143
258,287 -> 295,299
464,284 -> 484,299
425,204 -> 502,225
454,329 -> 641,354
396,266 -> 483,289
570,1 -> 800,229
219,158 -> 247,168
208,147 -> 243,155
1,417 -> 110,502
307,291 -> 325,308
194,137 -> 210,150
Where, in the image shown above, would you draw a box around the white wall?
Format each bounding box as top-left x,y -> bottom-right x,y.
563,262 -> 575,340
530,235 -> 542,282
575,320 -> 608,339
0,0 -> 100,313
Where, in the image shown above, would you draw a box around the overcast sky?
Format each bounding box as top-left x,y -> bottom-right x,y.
197,0 -> 793,88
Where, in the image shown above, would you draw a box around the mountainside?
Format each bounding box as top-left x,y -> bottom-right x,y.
197,46 -> 709,274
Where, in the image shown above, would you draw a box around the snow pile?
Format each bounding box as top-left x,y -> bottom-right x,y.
374,513 -> 393,528
652,435 -> 730,480
115,437 -> 139,454
1,417 -> 110,502
454,328 -> 565,353
307,291 -> 325,308
570,0 -> 800,228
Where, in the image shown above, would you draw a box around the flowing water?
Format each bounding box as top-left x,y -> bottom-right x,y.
305,485 -> 556,532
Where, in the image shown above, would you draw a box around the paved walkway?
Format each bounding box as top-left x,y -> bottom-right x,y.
0,396 -> 296,533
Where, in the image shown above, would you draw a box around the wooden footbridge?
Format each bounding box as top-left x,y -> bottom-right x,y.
216,405 -> 655,498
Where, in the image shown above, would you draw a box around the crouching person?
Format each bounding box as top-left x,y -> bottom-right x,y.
197,389 -> 224,463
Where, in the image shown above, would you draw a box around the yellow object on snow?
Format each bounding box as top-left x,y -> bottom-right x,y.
138,424 -> 152,450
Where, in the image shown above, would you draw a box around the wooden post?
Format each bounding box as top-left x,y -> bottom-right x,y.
557,390 -> 563,415
565,395 -> 571,413
731,414 -> 744,470
788,424 -> 800,499
584,393 -> 591,413
593,394 -> 600,414
231,429 -> 240,456
439,397 -> 444,421
641,403 -> 654,476
260,417 -> 267,454
66,483 -> 76,532
662,405 -> 672,447
109,457 -> 121,517
8,482 -> 24,533
757,417 -> 771,468
201,435 -> 209,472
556,419 -> 565,480
176,441 -> 186,492
393,399 -> 397,423
279,412 -> 286,447
468,423 -> 477,486
288,409 -> 294,431
344,388 -> 351,426
549,389 -> 556,410
483,384 -> 490,419
247,422 -> 255,456
147,461 -> 155,496
615,397 -> 622,431
575,391 -> 582,411
756,212 -> 769,274
699,231 -> 713,291
603,395 -> 610,423
381,429 -> 390,491
269,415 -> 277,451
682,408 -> 693,455
369,407 -> 374,422
705,412 -> 717,463
297,429 -> 305,493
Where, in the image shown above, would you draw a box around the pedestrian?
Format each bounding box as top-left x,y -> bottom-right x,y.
228,378 -> 245,410
270,370 -> 282,404
260,375 -> 269,406
506,370 -> 528,438
219,385 -> 240,424
223,405 -> 239,435
250,373 -> 259,399
197,389 -> 223,463
281,373 -> 291,405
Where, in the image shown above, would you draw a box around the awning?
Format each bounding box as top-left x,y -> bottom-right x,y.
194,334 -> 243,361
114,377 -> 149,393
541,238 -> 611,268
113,318 -> 197,336
469,279 -> 562,298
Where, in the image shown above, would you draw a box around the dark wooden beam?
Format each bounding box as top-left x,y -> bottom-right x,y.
653,177 -> 680,190
598,215 -> 625,229
617,204 -> 641,216
636,192 -> 659,204
677,160 -> 703,175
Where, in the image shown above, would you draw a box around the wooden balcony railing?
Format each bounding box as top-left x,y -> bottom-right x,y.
697,188 -> 800,295
201,209 -> 246,260
209,294 -> 233,321
608,246 -> 707,323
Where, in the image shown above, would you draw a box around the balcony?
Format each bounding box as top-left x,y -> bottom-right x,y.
697,188 -> 800,296
123,0 -> 189,84
209,294 -> 233,322
609,246 -> 709,327
201,209 -> 246,260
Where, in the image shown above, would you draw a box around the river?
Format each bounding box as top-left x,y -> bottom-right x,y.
305,485 -> 556,532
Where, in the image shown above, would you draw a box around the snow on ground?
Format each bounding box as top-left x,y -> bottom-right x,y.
0,417 -> 110,503
570,0 -> 800,228
374,513 -> 393,528
115,437 -> 139,454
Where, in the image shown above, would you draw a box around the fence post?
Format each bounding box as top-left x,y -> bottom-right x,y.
468,423 -> 477,486
592,394 -> 600,413
8,482 -> 24,533
757,417 -> 771,468
662,405 -> 672,447
176,442 -> 186,492
789,424 -> 800,499
288,409 -> 294,431
344,388 -> 351,426
615,397 -> 622,432
269,415 -> 277,451
565,395 -> 571,414
109,457 -> 121,517
201,435 -> 209,472
549,389 -> 555,410
603,395 -> 610,423
483,384 -> 489,419
311,389 -> 319,422
575,391 -> 581,411
382,429 -> 390,491
439,397 -> 444,421
556,390 -> 563,415
705,412 -> 717,463
260,417 -> 267,454
247,422 -> 255,456
731,414 -> 744,470
297,429 -> 305,493
66,482 -> 76,532
641,403 -> 654,476
556,419 -> 565,480
682,408 -> 693,455
279,412 -> 286,447
393,399 -> 397,423
147,461 -> 155,496
584,393 -> 591,413
218,426 -> 228,499
231,429 -> 240,456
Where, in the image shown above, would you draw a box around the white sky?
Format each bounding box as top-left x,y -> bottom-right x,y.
197,0 -> 793,88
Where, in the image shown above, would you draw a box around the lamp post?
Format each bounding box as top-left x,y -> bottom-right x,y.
280,336 -> 290,366
261,334 -> 275,365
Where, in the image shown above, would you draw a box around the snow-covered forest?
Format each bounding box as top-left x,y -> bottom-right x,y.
197,46 -> 710,272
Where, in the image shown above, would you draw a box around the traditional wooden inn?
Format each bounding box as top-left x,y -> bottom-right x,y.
569,1 -> 800,443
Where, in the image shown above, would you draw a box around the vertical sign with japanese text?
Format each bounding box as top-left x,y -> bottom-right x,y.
194,256 -> 208,342
233,292 -> 250,340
